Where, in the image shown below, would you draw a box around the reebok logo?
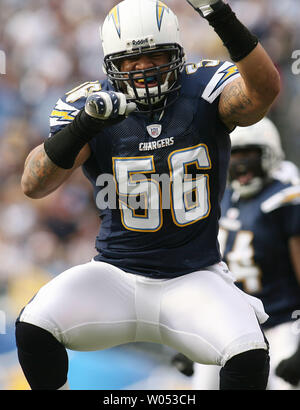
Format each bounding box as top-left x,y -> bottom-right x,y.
126,37 -> 155,51
132,38 -> 149,47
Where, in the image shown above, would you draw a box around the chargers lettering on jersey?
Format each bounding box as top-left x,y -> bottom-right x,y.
139,137 -> 174,151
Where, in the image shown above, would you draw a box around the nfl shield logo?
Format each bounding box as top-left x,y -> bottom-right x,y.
147,124 -> 162,138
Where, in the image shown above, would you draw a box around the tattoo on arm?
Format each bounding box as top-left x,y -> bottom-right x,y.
26,147 -> 60,189
23,142 -> 90,197
219,79 -> 255,128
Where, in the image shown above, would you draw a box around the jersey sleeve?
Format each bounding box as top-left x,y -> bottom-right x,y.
48,96 -> 82,137
261,185 -> 300,238
271,160 -> 300,185
48,80 -> 103,138
185,60 -> 240,104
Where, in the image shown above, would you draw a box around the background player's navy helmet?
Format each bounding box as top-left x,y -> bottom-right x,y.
100,0 -> 185,112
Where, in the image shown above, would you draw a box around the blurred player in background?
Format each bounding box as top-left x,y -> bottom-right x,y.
173,117 -> 300,390
15,0 -> 281,390
276,337 -> 300,387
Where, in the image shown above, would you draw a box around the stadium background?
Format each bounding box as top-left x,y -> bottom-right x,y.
0,0 -> 299,390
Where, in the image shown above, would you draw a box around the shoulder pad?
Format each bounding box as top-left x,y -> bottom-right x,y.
184,60 -> 240,103
65,80 -> 102,104
201,61 -> 240,103
261,185 -> 300,213
49,97 -> 81,128
49,80 -> 103,131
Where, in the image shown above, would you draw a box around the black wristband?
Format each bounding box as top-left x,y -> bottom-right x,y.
206,3 -> 258,62
44,109 -> 104,169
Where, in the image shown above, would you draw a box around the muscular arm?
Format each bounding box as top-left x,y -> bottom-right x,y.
219,43 -> 281,129
21,143 -> 91,199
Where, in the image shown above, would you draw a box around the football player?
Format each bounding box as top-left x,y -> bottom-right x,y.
16,0 -> 280,390
189,118 -> 300,389
276,338 -> 300,387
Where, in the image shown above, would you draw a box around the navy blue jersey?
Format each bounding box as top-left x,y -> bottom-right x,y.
220,180 -> 300,328
49,60 -> 240,278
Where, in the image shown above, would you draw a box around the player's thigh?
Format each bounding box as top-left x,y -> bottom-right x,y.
159,266 -> 267,366
18,260 -> 137,350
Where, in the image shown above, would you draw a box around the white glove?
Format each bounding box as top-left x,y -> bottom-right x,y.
85,91 -> 136,121
186,0 -> 225,17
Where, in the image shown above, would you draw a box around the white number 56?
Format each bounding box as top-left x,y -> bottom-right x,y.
113,144 -> 211,232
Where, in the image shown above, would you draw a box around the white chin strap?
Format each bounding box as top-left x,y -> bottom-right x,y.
125,71 -> 172,106
231,177 -> 264,198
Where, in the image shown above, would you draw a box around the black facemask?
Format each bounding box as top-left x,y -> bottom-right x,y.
229,148 -> 265,183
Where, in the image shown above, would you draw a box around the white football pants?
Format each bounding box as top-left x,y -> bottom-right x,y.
192,321 -> 300,390
19,260 -> 268,367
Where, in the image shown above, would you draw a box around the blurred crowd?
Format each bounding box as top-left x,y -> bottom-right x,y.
0,0 -> 300,322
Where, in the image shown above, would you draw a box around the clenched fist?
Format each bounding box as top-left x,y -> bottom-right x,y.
85,91 -> 136,122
